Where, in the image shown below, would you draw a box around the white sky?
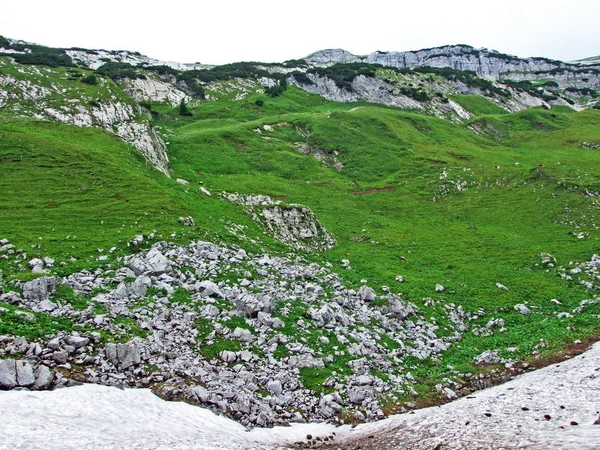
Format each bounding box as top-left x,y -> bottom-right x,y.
2,0 -> 599,65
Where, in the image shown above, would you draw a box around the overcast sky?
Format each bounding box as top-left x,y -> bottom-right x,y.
2,0 -> 599,65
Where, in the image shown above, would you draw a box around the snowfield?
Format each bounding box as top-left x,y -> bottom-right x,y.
1,342 -> 600,450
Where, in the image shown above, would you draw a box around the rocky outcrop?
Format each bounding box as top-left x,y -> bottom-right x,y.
121,77 -> 190,106
0,66 -> 169,175
225,193 -> 335,250
502,69 -> 600,89
65,48 -> 211,71
289,72 -> 548,121
305,45 -> 567,80
304,48 -> 362,65
259,205 -> 336,251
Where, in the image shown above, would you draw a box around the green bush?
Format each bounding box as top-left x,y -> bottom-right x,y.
291,71 -> 314,86
11,44 -> 74,68
81,74 -> 98,85
307,63 -> 377,91
542,80 -> 559,88
96,62 -> 145,81
265,79 -> 288,98
179,99 -> 193,116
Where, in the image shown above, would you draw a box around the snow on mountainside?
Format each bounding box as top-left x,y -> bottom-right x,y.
1,341 -> 599,450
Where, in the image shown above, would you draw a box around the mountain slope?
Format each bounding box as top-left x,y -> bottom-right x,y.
0,37 -> 599,427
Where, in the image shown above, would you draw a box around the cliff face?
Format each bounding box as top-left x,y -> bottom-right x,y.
306,45 -> 568,80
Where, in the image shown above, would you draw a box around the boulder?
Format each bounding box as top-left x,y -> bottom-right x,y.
128,248 -> 170,276
234,293 -> 274,318
0,359 -> 17,389
21,277 -> 58,302
66,335 -> 90,349
266,380 -> 282,396
514,304 -> 532,315
196,280 -> 224,298
33,365 -> 54,390
358,285 -> 376,302
105,342 -> 141,369
15,360 -> 35,387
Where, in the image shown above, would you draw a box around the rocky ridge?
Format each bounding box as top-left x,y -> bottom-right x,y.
306,45 -> 568,80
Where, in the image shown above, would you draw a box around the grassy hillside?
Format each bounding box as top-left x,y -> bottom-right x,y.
1,71 -> 599,408
157,87 -> 600,373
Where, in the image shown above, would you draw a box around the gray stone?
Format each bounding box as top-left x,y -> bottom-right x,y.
15,360 -> 35,387
38,299 -> 58,312
178,216 -> 195,227
266,380 -> 282,396
219,350 -> 237,363
514,304 -> 532,315
232,327 -> 253,342
197,280 -> 223,298
66,335 -> 90,349
33,365 -> 54,389
21,277 -> 58,302
435,284 -> 445,292
0,359 -> 17,389
129,248 -> 170,276
348,386 -> 369,404
358,285 -> 376,302
29,258 -> 44,273
105,342 -> 141,369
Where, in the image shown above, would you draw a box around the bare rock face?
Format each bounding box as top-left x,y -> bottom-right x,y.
121,77 -> 189,106
105,342 -> 141,369
258,205 -> 336,251
21,277 -> 58,303
306,45 -> 567,80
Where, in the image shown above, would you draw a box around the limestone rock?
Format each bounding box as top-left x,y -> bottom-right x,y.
15,360 -> 35,387
105,342 -> 141,369
514,304 -> 532,315
0,359 -> 17,389
33,365 -> 54,390
21,277 -> 58,302
358,286 -> 376,302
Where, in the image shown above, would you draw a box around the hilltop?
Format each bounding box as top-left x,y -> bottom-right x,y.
0,36 -> 599,428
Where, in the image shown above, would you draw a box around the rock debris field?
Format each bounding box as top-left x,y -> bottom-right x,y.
0,341 -> 599,450
1,237 -> 462,426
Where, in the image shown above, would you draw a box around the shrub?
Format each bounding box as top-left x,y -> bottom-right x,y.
291,71 -> 314,86
147,65 -> 179,77
265,79 -> 288,98
542,80 -> 559,88
12,45 -> 74,68
81,74 -> 98,85
96,62 -> 144,81
307,63 -> 377,91
179,99 -> 193,116
255,99 -> 264,107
